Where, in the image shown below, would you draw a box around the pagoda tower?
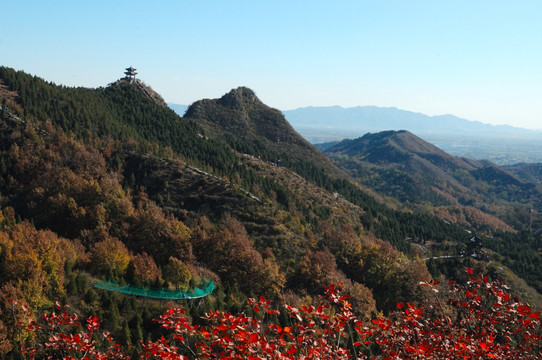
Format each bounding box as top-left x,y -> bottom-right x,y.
124,66 -> 137,82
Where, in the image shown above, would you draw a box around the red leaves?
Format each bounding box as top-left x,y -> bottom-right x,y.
518,304 -> 533,316
17,269 -> 542,359
86,316 -> 101,332
16,303 -> 129,360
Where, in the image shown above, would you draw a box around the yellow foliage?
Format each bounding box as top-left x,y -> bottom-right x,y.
259,258 -> 286,297
170,217 -> 191,238
91,237 -> 131,275
163,257 -> 191,290
0,222 -> 70,307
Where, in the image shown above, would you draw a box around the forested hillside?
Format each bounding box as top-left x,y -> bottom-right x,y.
325,130 -> 542,231
505,162 -> 542,183
1,66 -> 541,358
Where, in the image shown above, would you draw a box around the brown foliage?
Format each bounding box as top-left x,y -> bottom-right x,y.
6,126 -> 123,239
131,252 -> 160,283
194,214 -> 285,296
294,248 -> 342,292
319,223 -> 432,313
125,200 -> 192,265
346,281 -> 377,319
0,319 -> 10,356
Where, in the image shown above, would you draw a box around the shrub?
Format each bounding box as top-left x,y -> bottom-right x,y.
14,269 -> 542,359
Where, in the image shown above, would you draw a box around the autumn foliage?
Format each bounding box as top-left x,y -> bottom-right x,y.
14,269 -> 542,359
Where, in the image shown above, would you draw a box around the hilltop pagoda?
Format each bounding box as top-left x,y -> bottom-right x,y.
124,66 -> 137,82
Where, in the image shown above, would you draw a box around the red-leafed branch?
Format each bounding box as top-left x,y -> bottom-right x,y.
17,269 -> 542,359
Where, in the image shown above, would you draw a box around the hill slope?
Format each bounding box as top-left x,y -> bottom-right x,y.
505,163 -> 542,184
185,87 -> 345,178
325,130 -> 542,232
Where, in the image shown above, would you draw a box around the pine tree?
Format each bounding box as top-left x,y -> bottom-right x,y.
121,319 -> 131,346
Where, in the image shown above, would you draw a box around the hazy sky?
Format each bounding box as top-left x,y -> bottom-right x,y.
1,1 -> 541,129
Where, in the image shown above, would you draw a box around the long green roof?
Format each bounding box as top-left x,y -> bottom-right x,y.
94,279 -> 215,299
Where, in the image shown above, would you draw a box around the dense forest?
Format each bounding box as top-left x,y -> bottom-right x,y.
1,66 -> 541,358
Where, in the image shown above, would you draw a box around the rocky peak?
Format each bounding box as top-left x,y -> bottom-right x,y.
217,86 -> 260,109
111,78 -> 168,108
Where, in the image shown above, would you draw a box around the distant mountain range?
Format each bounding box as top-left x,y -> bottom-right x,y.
169,103 -> 188,116
282,105 -> 540,139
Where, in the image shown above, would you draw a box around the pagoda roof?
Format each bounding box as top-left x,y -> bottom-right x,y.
124,66 -> 137,76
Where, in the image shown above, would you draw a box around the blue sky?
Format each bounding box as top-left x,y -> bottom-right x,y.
1,1 -> 541,129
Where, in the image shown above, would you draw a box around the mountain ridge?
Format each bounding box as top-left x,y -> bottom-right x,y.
324,130 -> 541,232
